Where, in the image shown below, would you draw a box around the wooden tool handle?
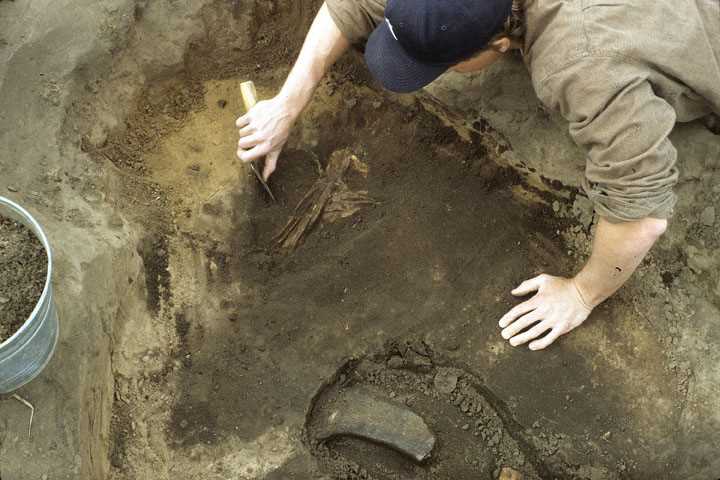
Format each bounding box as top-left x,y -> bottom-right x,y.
240,81 -> 259,111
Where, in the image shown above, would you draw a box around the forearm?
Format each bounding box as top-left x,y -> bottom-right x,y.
279,2 -> 350,115
573,216 -> 667,307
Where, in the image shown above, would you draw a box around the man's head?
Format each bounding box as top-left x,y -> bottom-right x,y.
365,0 -> 515,93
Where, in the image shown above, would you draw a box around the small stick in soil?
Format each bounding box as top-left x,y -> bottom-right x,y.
273,149 -> 377,251
12,394 -> 34,438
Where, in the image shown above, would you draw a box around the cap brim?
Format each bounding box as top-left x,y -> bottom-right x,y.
365,22 -> 449,94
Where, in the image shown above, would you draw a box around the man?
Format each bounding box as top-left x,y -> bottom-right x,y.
236,0 -> 720,350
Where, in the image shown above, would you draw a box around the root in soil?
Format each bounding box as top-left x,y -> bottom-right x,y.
12,394 -> 35,438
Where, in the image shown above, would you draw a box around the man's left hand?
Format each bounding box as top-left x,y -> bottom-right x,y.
498,274 -> 593,350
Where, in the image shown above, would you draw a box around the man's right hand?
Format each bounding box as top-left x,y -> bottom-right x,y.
235,2 -> 351,180
236,95 -> 299,181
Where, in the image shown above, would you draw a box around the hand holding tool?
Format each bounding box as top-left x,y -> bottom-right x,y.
240,81 -> 277,202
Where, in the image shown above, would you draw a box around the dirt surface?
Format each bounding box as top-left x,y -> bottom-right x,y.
0,216 -> 47,343
2,0 -> 718,478
95,60 -> 681,478
102,70 -> 553,477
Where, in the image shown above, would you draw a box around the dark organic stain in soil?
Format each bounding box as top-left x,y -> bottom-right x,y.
0,216 -> 47,343
137,234 -> 171,315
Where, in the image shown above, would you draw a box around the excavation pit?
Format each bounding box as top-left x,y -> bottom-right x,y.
2,1 -> 719,479
99,65 -> 599,478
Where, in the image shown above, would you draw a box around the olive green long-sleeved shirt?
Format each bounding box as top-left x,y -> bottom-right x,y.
326,0 -> 720,222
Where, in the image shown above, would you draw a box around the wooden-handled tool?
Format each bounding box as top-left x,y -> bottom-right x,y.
240,81 -> 277,202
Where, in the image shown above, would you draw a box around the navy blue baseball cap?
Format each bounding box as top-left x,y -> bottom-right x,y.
365,0 -> 513,93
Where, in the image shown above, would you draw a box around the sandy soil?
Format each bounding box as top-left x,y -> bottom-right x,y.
0,216 -> 47,343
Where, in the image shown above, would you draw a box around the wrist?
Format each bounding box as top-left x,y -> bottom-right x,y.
571,275 -> 603,310
279,76 -> 319,118
276,90 -> 304,118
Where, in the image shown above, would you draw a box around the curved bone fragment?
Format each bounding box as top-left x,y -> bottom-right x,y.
316,388 -> 436,462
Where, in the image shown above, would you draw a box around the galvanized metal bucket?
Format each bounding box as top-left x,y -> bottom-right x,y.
0,196 -> 59,394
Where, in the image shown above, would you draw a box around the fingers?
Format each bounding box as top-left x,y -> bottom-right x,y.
511,274 -> 546,296
529,328 -> 563,351
508,320 -> 552,347
239,124 -> 255,137
238,134 -> 263,150
237,143 -> 271,163
501,309 -> 542,340
263,150 -> 280,180
236,114 -> 249,128
498,300 -> 537,328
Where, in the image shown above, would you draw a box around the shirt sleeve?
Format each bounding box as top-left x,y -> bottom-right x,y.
326,0 -> 386,46
537,58 -> 679,222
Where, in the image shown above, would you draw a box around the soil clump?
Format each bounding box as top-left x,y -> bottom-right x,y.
0,216 -> 47,343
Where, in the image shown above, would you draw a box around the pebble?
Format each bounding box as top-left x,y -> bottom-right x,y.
7,186 -> 18,192
0,296 -> 9,304
686,245 -> 714,273
552,200 -> 560,213
209,260 -> 219,274
387,355 -> 404,369
433,368 -> 459,394
701,206 -> 715,226
498,467 -> 523,480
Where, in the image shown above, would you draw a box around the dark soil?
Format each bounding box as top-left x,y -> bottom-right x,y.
305,345 -> 555,479
0,216 -> 47,343
101,58 -> 651,477
92,3 -> 677,478
156,74 -> 598,477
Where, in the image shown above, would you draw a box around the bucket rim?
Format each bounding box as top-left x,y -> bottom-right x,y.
0,195 -> 53,349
